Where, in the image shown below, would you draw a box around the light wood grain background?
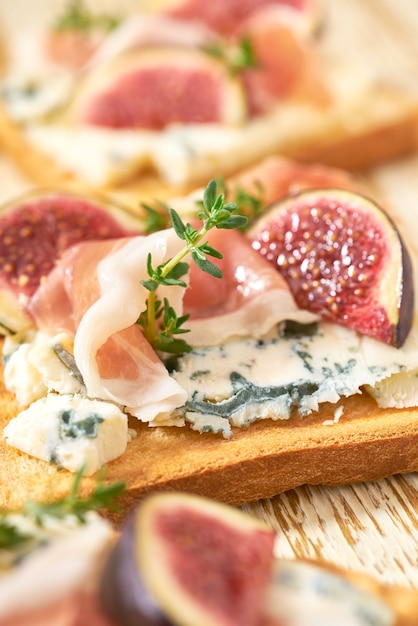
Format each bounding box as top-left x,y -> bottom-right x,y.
0,0 -> 417,592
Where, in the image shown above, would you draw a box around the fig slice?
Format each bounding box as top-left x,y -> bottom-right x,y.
72,47 -> 247,130
0,190 -> 140,332
99,492 -> 276,626
248,188 -> 414,347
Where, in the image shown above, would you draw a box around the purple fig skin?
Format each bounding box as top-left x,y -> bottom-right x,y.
248,188 -> 415,348
99,513 -> 172,626
0,190 -> 141,299
396,237 -> 414,347
99,493 -> 277,626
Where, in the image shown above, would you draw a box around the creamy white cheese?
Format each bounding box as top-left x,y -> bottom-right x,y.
171,320 -> 418,437
0,71 -> 73,123
3,330 -> 85,406
264,560 -> 394,626
365,368 -> 418,407
3,393 -> 128,475
22,101 -> 355,187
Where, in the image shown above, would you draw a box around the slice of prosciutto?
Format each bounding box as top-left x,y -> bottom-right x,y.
164,0 -> 319,38
227,155 -> 360,207
29,231 -> 188,423
237,6 -> 330,115
183,228 -> 317,346
29,221 -> 316,420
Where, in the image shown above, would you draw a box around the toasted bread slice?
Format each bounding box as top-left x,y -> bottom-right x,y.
0,78 -> 418,204
0,356 -> 416,516
1,1 -> 418,206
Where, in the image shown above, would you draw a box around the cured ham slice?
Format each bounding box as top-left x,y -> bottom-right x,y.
84,14 -> 217,72
183,228 -> 317,346
29,231 -> 188,423
0,515 -> 115,626
228,156 -> 359,207
0,590 -> 114,626
237,7 -> 330,115
28,200 -> 317,417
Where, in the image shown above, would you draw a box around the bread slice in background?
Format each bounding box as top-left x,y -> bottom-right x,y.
1,79 -> 417,207
0,344 -> 416,518
1,0 -> 418,207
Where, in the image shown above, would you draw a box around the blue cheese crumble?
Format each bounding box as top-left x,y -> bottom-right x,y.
3,330 -> 85,406
171,321 -> 416,437
3,394 -> 128,475
3,318 -> 418,466
264,560 -> 394,626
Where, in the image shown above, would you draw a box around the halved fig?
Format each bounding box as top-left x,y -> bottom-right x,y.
248,188 -> 414,347
99,492 -> 276,626
0,190 -> 140,332
73,47 -> 247,130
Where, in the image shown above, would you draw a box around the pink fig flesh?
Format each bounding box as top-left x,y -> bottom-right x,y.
77,49 -> 246,130
99,492 -> 276,626
248,188 -> 414,347
0,192 -> 139,300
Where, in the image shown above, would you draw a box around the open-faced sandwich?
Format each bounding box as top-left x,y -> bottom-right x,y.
0,155 -> 417,510
0,0 -> 418,202
1,486 -> 417,625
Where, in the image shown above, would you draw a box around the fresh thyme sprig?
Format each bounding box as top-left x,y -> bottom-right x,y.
142,178 -> 265,236
0,468 -> 125,551
233,182 -> 265,224
203,36 -> 258,74
137,296 -> 192,355
141,202 -> 172,234
0,520 -> 30,550
23,468 -> 125,525
138,179 -> 247,355
54,0 -> 120,32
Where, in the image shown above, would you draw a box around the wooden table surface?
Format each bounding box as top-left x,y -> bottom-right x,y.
0,0 -> 417,595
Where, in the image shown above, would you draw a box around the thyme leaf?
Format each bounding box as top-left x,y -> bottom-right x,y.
141,202 -> 171,234
53,0 -> 120,32
0,468 -> 125,539
24,468 -> 124,525
233,182 -> 265,225
137,179 -> 247,356
203,36 -> 258,74
0,520 -> 31,550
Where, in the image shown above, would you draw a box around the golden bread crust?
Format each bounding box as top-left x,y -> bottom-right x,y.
0,354 -> 417,517
1,84 -> 418,207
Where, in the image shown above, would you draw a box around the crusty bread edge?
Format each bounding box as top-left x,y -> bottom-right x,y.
1,364 -> 417,514
1,364 -> 417,621
1,83 -> 418,206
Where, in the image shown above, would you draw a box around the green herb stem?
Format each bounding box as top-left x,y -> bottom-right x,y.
163,228 -> 208,276
137,179 -> 247,357
143,290 -> 158,346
